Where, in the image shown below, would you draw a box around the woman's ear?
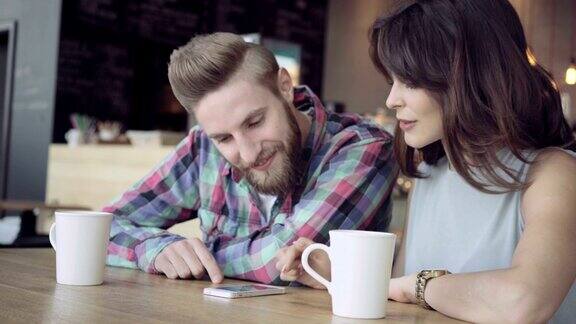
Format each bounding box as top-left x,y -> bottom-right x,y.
277,68 -> 294,103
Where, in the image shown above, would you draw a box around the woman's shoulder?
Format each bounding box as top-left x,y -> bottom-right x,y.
522,148 -> 576,220
527,148 -> 576,183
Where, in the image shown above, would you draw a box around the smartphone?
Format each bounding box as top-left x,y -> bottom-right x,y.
203,284 -> 286,299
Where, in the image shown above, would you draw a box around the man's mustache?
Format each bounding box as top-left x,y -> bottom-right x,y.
239,144 -> 284,171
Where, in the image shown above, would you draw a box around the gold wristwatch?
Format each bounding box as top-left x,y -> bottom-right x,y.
415,270 -> 451,310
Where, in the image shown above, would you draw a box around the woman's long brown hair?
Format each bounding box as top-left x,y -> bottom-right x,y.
370,0 -> 575,193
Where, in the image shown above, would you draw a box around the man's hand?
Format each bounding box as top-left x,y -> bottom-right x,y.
153,238 -> 223,283
275,237 -> 331,289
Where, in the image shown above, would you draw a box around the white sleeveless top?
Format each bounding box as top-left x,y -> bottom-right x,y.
404,149 -> 575,323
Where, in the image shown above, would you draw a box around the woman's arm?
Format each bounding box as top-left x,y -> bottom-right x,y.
392,185 -> 413,278
390,149 -> 576,323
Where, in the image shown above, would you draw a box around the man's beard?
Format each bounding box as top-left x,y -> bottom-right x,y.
239,100 -> 304,196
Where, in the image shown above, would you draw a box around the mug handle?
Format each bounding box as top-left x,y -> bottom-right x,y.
49,223 -> 57,251
301,243 -> 332,292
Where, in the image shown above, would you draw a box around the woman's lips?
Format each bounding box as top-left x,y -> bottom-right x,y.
398,120 -> 417,131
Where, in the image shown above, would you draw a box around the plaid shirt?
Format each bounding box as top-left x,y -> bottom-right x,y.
104,86 -> 397,285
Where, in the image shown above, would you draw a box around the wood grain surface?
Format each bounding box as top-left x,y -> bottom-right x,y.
0,249 -> 465,323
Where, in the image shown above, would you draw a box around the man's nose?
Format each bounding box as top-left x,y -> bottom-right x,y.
237,137 -> 260,166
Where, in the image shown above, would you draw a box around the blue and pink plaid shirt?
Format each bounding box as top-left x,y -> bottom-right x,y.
104,86 -> 397,285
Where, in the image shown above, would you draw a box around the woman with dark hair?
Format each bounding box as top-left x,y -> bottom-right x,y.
275,0 -> 576,322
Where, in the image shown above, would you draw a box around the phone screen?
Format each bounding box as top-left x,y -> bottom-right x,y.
218,284 -> 272,292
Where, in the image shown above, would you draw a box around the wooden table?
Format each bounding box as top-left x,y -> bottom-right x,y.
0,249 -> 463,323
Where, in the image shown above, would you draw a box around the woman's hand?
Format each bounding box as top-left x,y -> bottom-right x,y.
388,274 -> 418,303
275,237 -> 331,289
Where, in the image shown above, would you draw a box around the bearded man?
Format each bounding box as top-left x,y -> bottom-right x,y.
104,32 -> 397,286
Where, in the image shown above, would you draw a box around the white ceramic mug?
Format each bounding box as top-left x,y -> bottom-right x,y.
65,129 -> 86,147
301,230 -> 396,319
49,211 -> 113,285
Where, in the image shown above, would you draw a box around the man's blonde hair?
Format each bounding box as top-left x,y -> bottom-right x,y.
168,32 -> 280,112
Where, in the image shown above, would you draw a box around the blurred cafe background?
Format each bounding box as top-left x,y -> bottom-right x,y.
0,0 -> 575,247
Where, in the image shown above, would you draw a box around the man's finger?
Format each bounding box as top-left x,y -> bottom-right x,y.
158,258 -> 179,279
297,271 -> 327,290
154,253 -> 168,273
280,267 -> 301,281
293,237 -> 314,251
179,241 -> 207,279
282,247 -> 301,273
155,254 -> 177,279
281,262 -> 303,279
190,239 -> 223,283
275,247 -> 291,271
165,248 -> 192,279
275,246 -> 294,269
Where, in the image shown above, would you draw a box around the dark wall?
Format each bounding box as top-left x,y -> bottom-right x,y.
0,23 -> 15,201
0,0 -> 62,201
212,0 -> 327,94
53,0 -> 328,142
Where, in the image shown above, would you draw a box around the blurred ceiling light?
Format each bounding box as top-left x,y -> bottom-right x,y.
566,58 -> 576,85
527,47 -> 537,66
567,1 -> 575,85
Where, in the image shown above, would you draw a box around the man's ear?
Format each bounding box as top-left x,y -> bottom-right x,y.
277,68 -> 294,103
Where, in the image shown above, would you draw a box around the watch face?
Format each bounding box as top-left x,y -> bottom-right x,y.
433,270 -> 450,275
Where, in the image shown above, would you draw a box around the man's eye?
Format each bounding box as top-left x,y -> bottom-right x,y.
248,118 -> 263,128
217,136 -> 231,144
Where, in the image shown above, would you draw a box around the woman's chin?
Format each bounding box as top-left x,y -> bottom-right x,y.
404,135 -> 437,149
404,137 -> 425,149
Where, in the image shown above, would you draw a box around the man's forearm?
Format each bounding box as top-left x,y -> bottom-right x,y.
106,215 -> 186,272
